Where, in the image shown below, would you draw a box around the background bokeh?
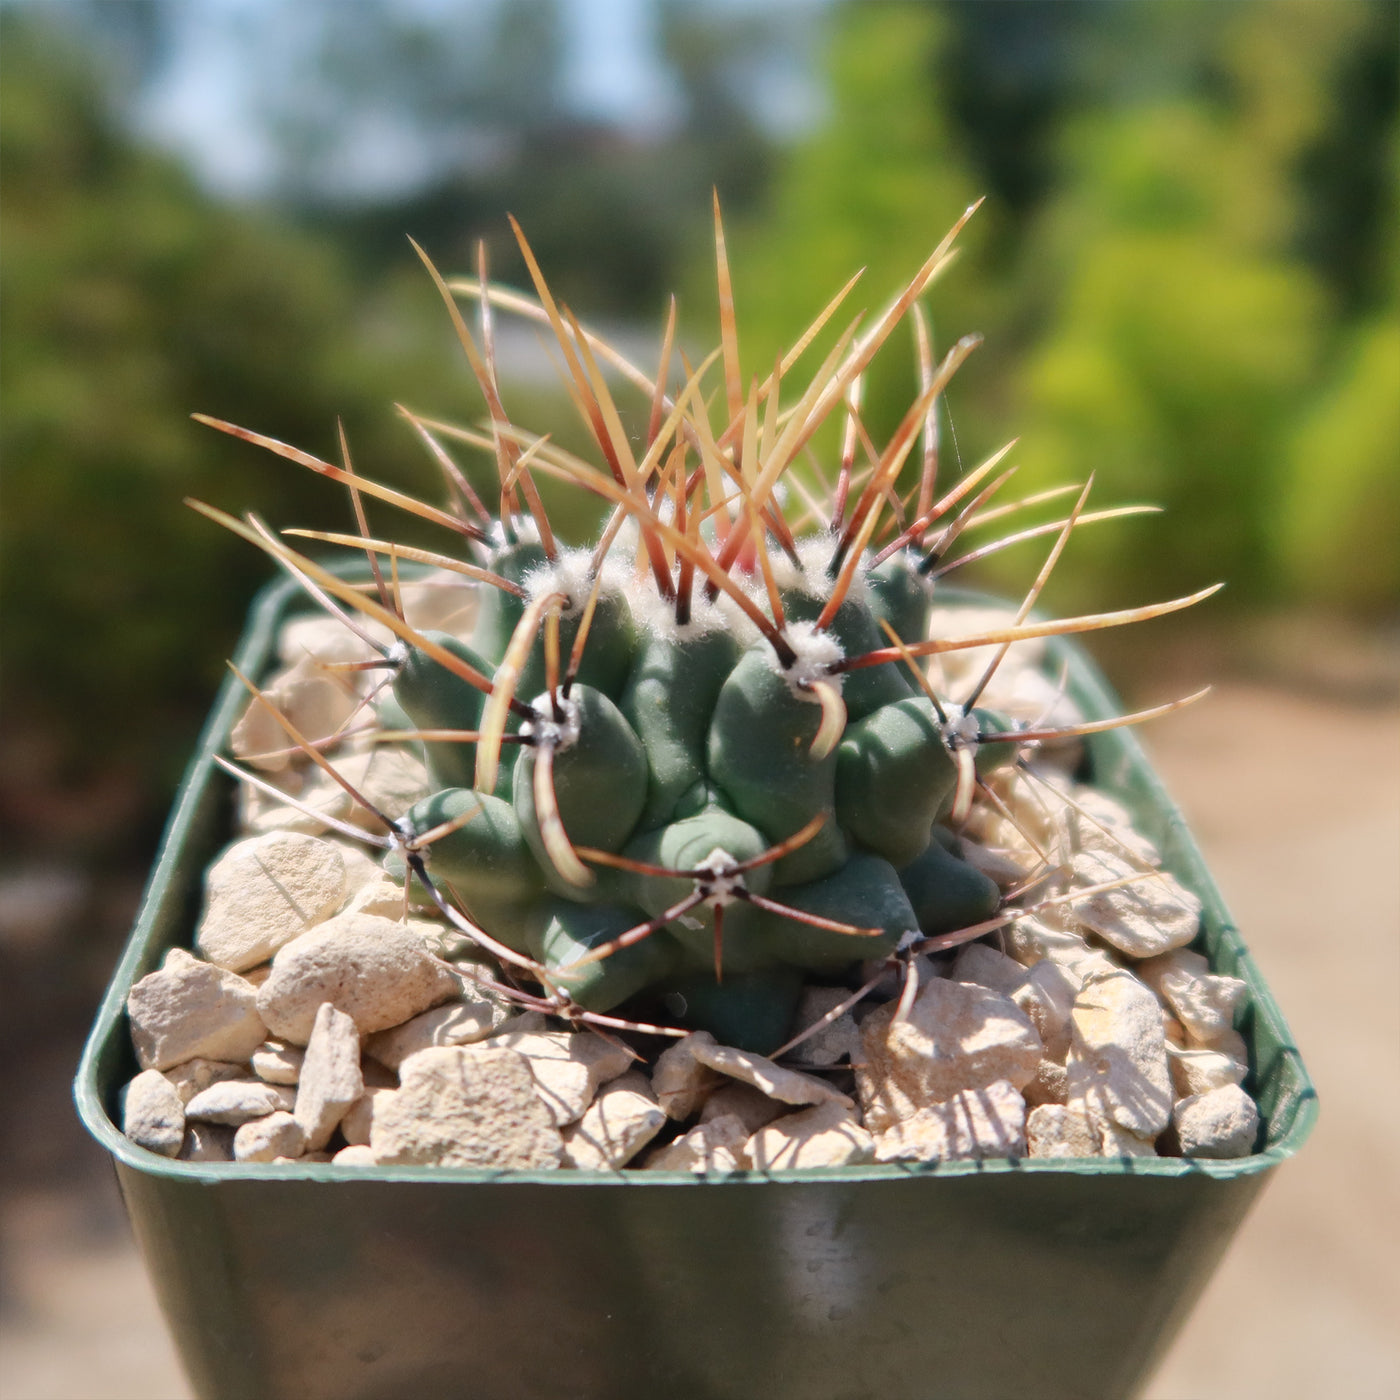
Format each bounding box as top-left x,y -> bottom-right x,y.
1,2 -> 1396,1397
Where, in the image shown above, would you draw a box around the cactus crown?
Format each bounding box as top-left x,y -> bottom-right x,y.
196,202 -> 1214,1055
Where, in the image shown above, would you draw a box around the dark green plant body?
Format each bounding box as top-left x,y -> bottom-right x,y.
203,209 -> 1214,1056
395,544 -> 1002,1053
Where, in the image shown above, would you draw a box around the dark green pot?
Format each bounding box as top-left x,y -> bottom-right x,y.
75,576 -> 1316,1400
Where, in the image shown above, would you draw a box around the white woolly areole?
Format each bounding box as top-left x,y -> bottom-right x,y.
489,516 -> 541,550
692,848 -> 747,906
773,621 -> 844,700
520,547 -> 626,620
559,530 -> 763,648
769,533 -> 873,610
520,691 -> 581,752
710,590 -> 763,648
628,583 -> 738,643
939,703 -> 982,753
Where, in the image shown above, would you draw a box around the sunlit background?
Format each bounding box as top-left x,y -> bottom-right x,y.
1,2 -> 1396,1396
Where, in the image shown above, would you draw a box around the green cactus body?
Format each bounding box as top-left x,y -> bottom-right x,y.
512,683 -> 648,886
779,586 -> 914,720
867,551 -> 934,645
513,581 -> 636,704
671,779 -> 725,819
619,626 -> 741,828
472,540 -> 550,664
210,212 -> 1194,1056
835,696 -> 957,868
376,571 -> 1011,1038
532,900 -> 682,1012
747,851 -> 914,971
898,827 -> 1002,935
563,588 -> 637,697
620,808 -> 775,974
623,809 -> 773,908
392,631 -> 494,790
970,708 -> 1020,777
662,967 -> 805,1055
402,787 -> 542,950
375,687 -> 419,750
706,643 -> 848,887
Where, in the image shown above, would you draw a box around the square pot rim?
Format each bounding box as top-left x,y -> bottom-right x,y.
75,571 -> 1318,1188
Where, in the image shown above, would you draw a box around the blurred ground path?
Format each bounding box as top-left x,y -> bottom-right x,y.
1142,682 -> 1399,1400
0,680 -> 1395,1400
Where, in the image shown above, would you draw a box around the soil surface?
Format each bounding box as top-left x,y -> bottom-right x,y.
1,680 -> 1396,1400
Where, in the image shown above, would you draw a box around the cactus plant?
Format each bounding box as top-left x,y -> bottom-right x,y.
192,201 -> 1215,1056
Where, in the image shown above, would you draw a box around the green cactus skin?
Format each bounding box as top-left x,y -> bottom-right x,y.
670,779 -> 726,819
375,687 -> 418,745
662,967 -> 806,1055
897,827 -> 1002,936
835,696 -> 957,868
706,644 -> 848,887
619,627 -> 742,828
623,809 -> 773,909
401,788 -> 541,950
369,536 -> 1025,1046
970,708 -> 1020,778
471,540 -> 550,664
780,587 -> 914,720
747,851 -> 913,971
620,808 -> 775,973
393,631 -> 494,790
532,900 -> 682,1012
514,586 -> 636,706
512,683 -> 649,883
867,551 -> 934,645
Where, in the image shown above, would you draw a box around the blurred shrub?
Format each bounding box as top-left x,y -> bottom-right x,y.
1274,122 -> 1399,616
0,13 -> 466,807
1009,104 -> 1325,607
1275,314 -> 1400,612
721,4 -> 991,466
731,0 -> 1398,617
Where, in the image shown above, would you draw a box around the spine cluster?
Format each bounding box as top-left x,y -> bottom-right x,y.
194,202 -> 1213,1054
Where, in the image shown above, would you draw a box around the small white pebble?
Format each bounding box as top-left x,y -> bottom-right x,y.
251,1040 -> 304,1086
1174,1084 -> 1260,1159
643,1114 -> 749,1173
562,1073 -> 666,1170
340,1087 -> 398,1148
162,1058 -> 247,1105
186,1079 -> 296,1126
293,1002 -> 363,1151
233,1111 -> 305,1162
748,1102 -> 874,1170
121,1070 -> 185,1157
332,1144 -> 377,1166
127,949 -> 266,1071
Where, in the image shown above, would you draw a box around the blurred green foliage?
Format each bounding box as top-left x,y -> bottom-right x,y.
0,13 -> 466,813
717,5 -> 988,463
1,0 -> 1395,857
1277,309 -> 1400,609
733,0 -> 1398,615
0,0 -> 779,836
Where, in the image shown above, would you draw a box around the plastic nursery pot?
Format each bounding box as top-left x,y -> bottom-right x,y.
76,574 -> 1317,1400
